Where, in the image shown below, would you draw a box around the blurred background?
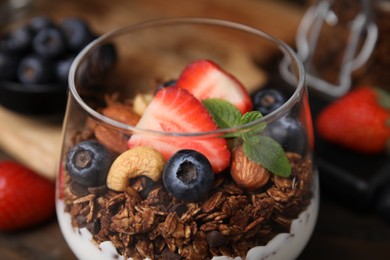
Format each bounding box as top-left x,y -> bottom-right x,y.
0,0 -> 389,259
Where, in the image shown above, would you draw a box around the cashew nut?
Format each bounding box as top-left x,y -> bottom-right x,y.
133,93 -> 153,116
107,146 -> 165,191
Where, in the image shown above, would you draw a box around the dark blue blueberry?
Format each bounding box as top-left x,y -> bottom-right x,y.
56,55 -> 75,84
252,88 -> 286,116
17,55 -> 54,84
0,26 -> 33,54
29,16 -> 55,32
263,116 -> 307,155
66,140 -> 114,187
61,17 -> 95,51
163,149 -> 214,202
32,27 -> 67,58
156,79 -> 177,93
0,51 -> 20,81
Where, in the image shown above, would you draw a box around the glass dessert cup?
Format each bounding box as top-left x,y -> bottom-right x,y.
56,18 -> 319,260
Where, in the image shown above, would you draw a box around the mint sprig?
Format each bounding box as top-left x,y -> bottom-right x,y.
202,99 -> 241,129
202,98 -> 291,177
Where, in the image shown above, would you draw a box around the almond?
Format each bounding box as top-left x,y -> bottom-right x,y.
94,102 -> 141,154
230,145 -> 270,190
95,126 -> 128,154
101,103 -> 141,126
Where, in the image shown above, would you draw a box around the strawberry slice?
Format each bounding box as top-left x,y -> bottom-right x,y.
128,86 -> 230,173
176,59 -> 253,114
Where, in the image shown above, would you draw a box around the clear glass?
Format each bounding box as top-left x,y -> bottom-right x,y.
56,18 -> 319,260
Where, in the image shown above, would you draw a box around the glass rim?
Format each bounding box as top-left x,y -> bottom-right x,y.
68,17 -> 306,137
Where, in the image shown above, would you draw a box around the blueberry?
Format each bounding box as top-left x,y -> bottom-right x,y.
252,88 -> 286,116
29,16 -> 55,32
61,17 -> 95,51
163,149 -> 214,202
17,55 -> 54,84
156,79 -> 177,93
56,55 -> 75,84
263,116 -> 307,155
32,27 -> 67,58
0,26 -> 33,54
0,51 -> 20,81
66,140 -> 114,187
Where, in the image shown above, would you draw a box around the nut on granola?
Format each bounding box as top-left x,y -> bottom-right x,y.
107,146 -> 165,191
94,125 -> 128,154
94,99 -> 141,153
133,93 -> 153,116
101,100 -> 141,126
230,145 -> 270,190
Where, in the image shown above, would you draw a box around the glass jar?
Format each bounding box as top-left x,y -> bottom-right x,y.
56,18 -> 318,260
297,0 -> 389,97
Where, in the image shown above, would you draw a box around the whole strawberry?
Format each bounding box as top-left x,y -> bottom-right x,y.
316,86 -> 390,154
0,161 -> 55,231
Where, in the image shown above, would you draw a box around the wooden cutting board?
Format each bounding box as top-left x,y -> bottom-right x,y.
0,109 -> 63,180
0,0 -> 304,181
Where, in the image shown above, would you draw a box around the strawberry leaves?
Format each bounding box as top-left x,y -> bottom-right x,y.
376,87 -> 390,109
202,98 -> 291,177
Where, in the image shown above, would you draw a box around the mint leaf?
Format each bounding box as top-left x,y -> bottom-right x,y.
202,99 -> 241,128
243,136 -> 291,177
240,111 -> 266,140
202,98 -> 291,177
240,111 -> 263,124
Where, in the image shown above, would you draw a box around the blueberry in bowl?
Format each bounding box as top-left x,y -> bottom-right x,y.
0,16 -> 107,115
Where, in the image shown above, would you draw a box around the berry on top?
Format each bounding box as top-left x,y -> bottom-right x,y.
66,140 -> 114,187
163,149 -> 214,202
252,88 -> 285,116
176,59 -> 253,114
128,86 -> 231,173
264,116 -> 307,155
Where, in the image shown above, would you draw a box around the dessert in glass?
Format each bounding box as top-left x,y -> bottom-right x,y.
56,18 -> 318,260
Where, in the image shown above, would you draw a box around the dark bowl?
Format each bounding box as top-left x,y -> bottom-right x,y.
0,80 -> 68,115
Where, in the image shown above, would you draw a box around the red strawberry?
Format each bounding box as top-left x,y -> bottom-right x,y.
176,59 -> 253,114
0,161 -> 55,231
128,86 -> 230,173
316,86 -> 390,154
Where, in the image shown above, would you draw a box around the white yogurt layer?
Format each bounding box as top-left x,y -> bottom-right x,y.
57,176 -> 319,260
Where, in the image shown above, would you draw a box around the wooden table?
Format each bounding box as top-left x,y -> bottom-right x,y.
1,0 -> 390,259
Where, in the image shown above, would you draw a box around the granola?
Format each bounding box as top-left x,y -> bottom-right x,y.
62,123 -> 313,259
